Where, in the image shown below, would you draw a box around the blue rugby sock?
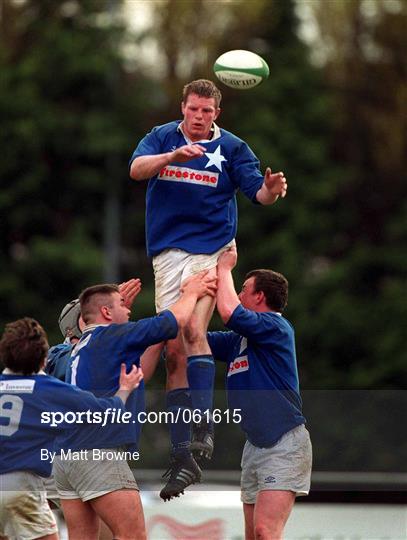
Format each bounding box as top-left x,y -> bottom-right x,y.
187,354 -> 215,418
166,388 -> 192,457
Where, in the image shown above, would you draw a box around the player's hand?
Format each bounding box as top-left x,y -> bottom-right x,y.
217,246 -> 237,270
264,168 -> 287,198
119,363 -> 144,391
256,168 -> 287,204
170,144 -> 206,163
119,278 -> 142,309
181,270 -> 217,299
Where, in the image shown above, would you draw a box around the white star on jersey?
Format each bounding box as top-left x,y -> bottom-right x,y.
205,145 -> 227,172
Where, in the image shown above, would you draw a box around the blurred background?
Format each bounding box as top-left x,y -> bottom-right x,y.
1,0 -> 406,484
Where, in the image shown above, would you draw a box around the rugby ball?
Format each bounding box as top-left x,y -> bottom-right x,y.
213,50 -> 269,90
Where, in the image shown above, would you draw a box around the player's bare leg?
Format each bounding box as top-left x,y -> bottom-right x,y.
243,503 -> 255,540
90,490 -> 146,540
253,490 -> 295,539
160,267 -> 217,500
140,342 -> 165,383
165,336 -> 188,391
99,519 -> 114,540
60,498 -> 99,540
183,269 -> 217,463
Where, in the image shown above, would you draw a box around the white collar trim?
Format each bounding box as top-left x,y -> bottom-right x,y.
178,122 -> 221,144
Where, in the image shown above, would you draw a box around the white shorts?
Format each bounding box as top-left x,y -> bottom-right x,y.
42,475 -> 60,508
53,448 -> 138,502
241,424 -> 312,504
153,240 -> 236,312
0,471 -> 58,540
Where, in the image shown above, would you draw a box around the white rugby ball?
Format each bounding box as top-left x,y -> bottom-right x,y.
213,50 -> 269,90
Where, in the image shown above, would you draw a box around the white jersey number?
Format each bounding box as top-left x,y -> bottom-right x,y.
0,395 -> 24,436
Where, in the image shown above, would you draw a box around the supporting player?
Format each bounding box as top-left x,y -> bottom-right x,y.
0,318 -> 143,540
53,271 -> 216,535
46,279 -> 162,386
208,246 -> 312,539
129,79 -> 287,500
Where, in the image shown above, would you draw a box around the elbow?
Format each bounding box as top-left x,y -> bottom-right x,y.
218,306 -> 233,325
129,160 -> 142,181
129,164 -> 139,180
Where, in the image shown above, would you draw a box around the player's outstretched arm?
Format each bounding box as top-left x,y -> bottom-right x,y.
216,246 -> 240,323
115,364 -> 144,403
119,278 -> 142,310
256,167 -> 287,205
130,144 -> 206,180
169,270 -> 217,328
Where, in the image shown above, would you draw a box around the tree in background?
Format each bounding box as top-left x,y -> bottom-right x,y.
296,0 -> 407,388
0,0 -> 151,341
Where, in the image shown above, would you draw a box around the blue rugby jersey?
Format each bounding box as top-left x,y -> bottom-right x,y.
129,121 -> 264,257
55,310 -> 178,453
45,342 -> 73,381
0,373 -> 124,477
208,304 -> 305,447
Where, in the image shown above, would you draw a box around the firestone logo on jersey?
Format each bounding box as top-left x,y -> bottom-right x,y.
227,355 -> 249,377
158,165 -> 219,187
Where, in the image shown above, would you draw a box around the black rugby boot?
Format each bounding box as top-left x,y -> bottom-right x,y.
160,453 -> 201,501
190,420 -> 214,465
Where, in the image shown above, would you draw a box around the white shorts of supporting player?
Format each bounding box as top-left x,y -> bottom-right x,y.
153,240 -> 236,313
240,424 -> 312,504
0,471 -> 58,539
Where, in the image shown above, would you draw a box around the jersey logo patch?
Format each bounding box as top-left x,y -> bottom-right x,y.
204,145 -> 227,172
0,379 -> 35,393
158,165 -> 219,188
227,355 -> 249,377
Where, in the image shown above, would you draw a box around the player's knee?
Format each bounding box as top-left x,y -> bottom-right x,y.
183,316 -> 205,347
254,521 -> 283,539
165,355 -> 178,377
165,348 -> 185,376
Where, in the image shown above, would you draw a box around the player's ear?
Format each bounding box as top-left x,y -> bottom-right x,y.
181,101 -> 185,115
256,290 -> 265,305
214,107 -> 221,120
101,305 -> 112,320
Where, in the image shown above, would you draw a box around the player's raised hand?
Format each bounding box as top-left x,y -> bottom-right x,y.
119,363 -> 144,391
265,168 -> 287,197
217,246 -> 238,271
256,168 -> 287,204
181,270 -> 217,299
119,278 -> 142,309
171,144 -> 206,163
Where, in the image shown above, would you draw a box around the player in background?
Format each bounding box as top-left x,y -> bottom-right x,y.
208,246 -> 312,539
45,279 -> 154,540
129,78 -> 287,500
0,317 -> 143,540
45,298 -> 84,381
